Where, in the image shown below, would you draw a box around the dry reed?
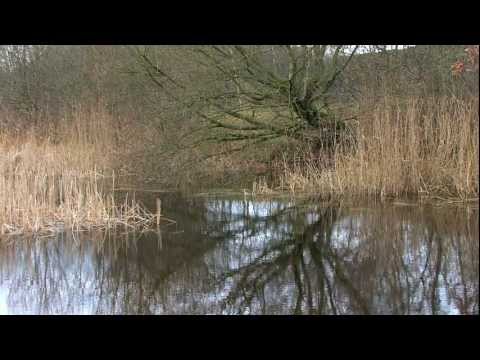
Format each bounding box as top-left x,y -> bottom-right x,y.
272,96 -> 479,200
0,108 -> 157,238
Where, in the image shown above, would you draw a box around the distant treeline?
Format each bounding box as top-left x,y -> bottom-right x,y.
0,45 -> 477,129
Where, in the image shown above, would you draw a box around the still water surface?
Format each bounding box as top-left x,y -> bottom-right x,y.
0,193 -> 478,315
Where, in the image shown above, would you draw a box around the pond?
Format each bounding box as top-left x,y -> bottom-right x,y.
0,192 -> 478,315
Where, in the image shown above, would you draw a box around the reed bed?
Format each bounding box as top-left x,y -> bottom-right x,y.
270,96 -> 479,200
0,109 -> 157,238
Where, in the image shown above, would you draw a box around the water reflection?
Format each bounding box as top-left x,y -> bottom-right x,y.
0,194 -> 478,315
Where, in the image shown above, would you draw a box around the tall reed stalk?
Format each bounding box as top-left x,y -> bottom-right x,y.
0,107 -> 155,237
275,96 -> 479,200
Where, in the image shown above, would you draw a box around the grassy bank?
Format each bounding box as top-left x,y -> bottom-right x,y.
265,96 -> 478,200
0,108 -> 156,237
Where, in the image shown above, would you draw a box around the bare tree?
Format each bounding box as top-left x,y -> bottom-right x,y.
135,45 -> 359,151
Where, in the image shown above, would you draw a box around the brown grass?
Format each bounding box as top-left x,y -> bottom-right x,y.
271,96 -> 479,200
0,107 -> 156,238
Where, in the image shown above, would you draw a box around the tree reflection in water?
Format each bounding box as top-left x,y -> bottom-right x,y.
0,194 -> 478,315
